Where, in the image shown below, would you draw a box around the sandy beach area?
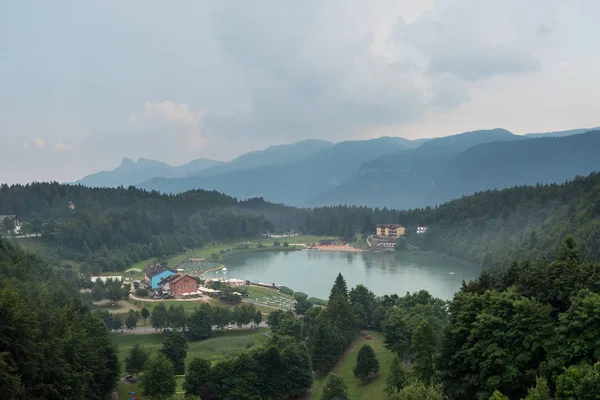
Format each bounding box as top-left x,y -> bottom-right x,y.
314,245 -> 366,252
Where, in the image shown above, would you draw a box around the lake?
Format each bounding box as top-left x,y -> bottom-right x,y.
205,250 -> 481,300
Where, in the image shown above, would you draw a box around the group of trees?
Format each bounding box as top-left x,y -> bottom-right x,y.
150,302 -> 261,336
0,183 -> 274,273
136,334 -> 312,400
438,237 -> 600,399
89,277 -> 130,304
0,239 -> 120,399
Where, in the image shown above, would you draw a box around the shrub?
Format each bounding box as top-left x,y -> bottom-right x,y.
135,288 -> 149,297
294,292 -> 309,300
280,286 -> 294,296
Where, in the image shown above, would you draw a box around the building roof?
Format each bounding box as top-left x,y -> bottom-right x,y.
376,224 -> 404,228
158,272 -> 181,287
0,215 -> 18,220
145,263 -> 172,279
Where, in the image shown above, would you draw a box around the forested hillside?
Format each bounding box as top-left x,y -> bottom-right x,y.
303,172 -> 600,267
0,239 -> 119,398
0,183 -> 274,273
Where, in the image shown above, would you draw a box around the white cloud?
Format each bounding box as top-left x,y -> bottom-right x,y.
136,101 -> 206,128
33,138 -> 46,148
54,142 -> 72,151
128,114 -> 137,124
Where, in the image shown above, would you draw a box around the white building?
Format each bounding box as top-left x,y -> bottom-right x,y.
417,226 -> 428,234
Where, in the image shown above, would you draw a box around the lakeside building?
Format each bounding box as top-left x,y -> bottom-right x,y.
159,273 -> 198,297
376,224 -> 406,238
417,226 -> 429,234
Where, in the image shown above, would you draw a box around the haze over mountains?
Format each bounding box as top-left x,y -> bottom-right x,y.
77,127 -> 600,209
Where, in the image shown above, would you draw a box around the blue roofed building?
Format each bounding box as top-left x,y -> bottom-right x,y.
145,262 -> 177,289
150,270 -> 176,289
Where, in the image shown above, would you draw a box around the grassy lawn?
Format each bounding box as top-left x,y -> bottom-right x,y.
111,328 -> 270,372
313,330 -> 394,400
113,329 -> 269,398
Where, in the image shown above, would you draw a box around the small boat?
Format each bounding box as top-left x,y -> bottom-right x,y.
448,272 -> 455,275
222,267 -> 228,273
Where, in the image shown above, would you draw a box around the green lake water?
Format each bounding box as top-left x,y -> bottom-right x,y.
205,250 -> 481,300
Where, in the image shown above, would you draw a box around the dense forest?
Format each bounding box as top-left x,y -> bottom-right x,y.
0,239 -> 119,399
0,183 -> 275,273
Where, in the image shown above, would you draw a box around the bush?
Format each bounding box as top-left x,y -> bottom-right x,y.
283,242 -> 289,247
273,241 -> 281,247
279,286 -> 294,296
135,288 -> 149,297
294,292 -> 309,300
308,297 -> 328,306
257,243 -> 265,249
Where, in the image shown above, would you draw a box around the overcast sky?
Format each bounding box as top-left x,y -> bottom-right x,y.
1,0 -> 599,184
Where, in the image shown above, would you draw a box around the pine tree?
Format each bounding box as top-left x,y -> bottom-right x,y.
330,273 -> 348,300
386,356 -> 407,394
411,320 -> 436,383
353,344 -> 379,383
322,374 -> 350,400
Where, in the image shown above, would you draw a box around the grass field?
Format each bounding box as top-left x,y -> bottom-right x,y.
313,330 -> 394,400
111,328 -> 270,373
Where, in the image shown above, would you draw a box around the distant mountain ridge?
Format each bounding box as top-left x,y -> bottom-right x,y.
312,130 -> 600,208
76,125 -> 599,208
140,137 -> 413,205
76,157 -> 223,188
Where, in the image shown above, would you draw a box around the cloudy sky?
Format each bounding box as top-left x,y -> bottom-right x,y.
1,0 -> 599,184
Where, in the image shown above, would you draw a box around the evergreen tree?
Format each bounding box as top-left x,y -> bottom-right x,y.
141,353 -> 176,400
353,344 -> 380,383
386,356 -> 408,394
160,331 -> 188,375
330,273 -> 349,300
125,344 -> 148,375
411,320 -> 436,383
141,307 -> 150,325
383,308 -> 411,358
322,373 -> 350,400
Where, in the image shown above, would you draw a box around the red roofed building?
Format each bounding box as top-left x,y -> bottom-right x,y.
161,274 -> 198,297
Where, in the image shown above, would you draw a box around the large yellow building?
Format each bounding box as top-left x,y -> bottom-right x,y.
376,224 -> 406,238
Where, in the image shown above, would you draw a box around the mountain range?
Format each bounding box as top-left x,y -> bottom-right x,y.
76,126 -> 600,209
